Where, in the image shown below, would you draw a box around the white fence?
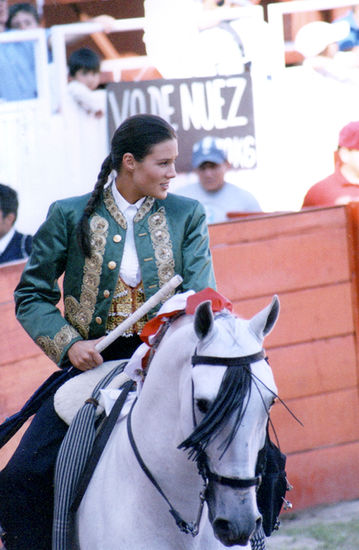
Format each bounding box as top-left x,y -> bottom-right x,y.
0,25 -> 111,235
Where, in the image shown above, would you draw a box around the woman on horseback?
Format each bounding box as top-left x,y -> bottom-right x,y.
0,113 -> 216,549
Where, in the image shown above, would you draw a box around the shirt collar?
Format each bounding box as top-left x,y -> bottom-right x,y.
111,180 -> 146,213
0,226 -> 16,254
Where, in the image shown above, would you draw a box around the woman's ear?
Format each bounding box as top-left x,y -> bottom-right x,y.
4,212 -> 16,230
122,152 -> 136,171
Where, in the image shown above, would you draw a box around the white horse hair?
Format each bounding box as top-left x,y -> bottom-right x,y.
76,296 -> 280,549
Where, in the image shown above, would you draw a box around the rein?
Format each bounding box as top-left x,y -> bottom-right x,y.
127,398 -> 206,537
127,348 -> 267,537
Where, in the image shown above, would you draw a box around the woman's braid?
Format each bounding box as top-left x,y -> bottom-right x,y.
77,155 -> 112,257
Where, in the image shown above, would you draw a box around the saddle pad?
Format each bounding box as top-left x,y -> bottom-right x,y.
54,361 -> 131,426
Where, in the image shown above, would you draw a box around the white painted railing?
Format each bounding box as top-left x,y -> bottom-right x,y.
0,23 -> 133,234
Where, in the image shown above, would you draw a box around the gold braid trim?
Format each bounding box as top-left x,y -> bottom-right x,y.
36,325 -> 80,364
106,278 -> 147,336
104,187 -> 175,304
148,207 -> 175,301
64,215 -> 108,338
103,186 -> 155,226
103,186 -> 127,229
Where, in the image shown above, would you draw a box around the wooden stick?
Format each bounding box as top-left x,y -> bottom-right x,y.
95,274 -> 183,352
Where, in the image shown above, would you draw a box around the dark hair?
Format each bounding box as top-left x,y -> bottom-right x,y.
68,47 -> 101,77
6,2 -> 40,29
77,114 -> 177,257
0,183 -> 19,221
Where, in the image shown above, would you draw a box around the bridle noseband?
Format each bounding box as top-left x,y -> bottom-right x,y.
127,348 -> 267,537
191,349 -> 266,368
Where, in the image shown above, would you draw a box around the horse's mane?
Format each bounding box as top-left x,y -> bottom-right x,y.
178,360 -> 252,461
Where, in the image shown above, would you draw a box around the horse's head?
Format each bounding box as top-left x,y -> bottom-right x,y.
179,295 -> 280,547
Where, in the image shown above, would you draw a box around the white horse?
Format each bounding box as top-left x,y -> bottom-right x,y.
76,296 -> 280,549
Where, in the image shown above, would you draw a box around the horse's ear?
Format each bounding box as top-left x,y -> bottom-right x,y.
249,295 -> 280,340
194,300 -> 214,340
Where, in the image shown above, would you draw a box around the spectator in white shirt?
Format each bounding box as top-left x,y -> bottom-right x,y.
67,47 -> 104,118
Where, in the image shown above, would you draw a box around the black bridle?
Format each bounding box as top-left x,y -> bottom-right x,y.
127,348 -> 267,537
191,349 -> 266,491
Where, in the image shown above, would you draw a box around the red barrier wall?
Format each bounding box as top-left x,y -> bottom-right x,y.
0,261 -> 57,468
1,204 -> 359,512
209,203 -> 359,511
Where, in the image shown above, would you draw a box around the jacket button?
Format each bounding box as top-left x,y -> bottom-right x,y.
108,261 -> 117,270
95,317 -> 102,324
113,234 -> 122,243
103,289 -> 110,298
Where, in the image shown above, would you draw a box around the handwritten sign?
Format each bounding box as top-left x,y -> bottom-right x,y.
107,73 -> 256,172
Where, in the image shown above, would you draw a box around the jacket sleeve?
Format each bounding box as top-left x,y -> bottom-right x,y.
14,202 -> 83,367
181,201 -> 216,292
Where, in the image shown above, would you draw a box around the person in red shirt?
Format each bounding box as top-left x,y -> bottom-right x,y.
302,120 -> 359,207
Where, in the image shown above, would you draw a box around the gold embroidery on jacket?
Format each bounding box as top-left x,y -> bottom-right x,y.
64,215 -> 108,337
103,187 -> 127,229
134,196 -> 155,221
36,325 -> 80,364
106,278 -> 147,336
148,207 -> 175,301
103,186 -> 155,227
104,189 -> 174,302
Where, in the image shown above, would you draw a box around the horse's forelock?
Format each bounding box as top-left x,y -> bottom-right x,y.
178,364 -> 252,460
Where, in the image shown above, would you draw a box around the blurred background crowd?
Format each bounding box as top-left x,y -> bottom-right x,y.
2,0 -> 359,244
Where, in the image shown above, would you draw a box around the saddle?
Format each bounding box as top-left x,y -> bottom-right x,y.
53,360 -> 131,425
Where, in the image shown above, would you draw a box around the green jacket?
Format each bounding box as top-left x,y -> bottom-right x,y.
14,187 -> 216,367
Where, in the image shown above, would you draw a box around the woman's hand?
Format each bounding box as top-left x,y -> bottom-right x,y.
67,338 -> 104,371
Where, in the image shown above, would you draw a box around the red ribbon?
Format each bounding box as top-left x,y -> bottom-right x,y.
185,288 -> 233,314
140,288 -> 232,346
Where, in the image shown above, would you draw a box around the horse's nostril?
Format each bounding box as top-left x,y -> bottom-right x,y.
255,516 -> 262,529
213,518 -> 231,537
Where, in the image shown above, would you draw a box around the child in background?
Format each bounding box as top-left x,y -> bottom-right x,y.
67,47 -> 104,118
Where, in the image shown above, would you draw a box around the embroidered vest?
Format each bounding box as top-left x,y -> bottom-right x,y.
106,277 -> 147,336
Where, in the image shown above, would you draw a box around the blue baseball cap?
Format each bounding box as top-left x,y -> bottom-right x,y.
191,137 -> 227,169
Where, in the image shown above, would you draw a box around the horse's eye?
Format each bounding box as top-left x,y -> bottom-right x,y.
196,398 -> 210,415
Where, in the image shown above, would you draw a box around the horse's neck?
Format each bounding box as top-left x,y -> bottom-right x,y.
135,317 -> 194,430
130,318 -> 198,482
139,314 -> 191,387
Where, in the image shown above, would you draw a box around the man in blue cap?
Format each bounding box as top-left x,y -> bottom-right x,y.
177,136 -> 261,224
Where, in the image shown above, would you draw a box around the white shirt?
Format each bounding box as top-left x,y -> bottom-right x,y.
143,0 -> 272,79
67,80 -> 104,116
111,181 -> 145,287
0,226 -> 15,254
177,181 -> 261,224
